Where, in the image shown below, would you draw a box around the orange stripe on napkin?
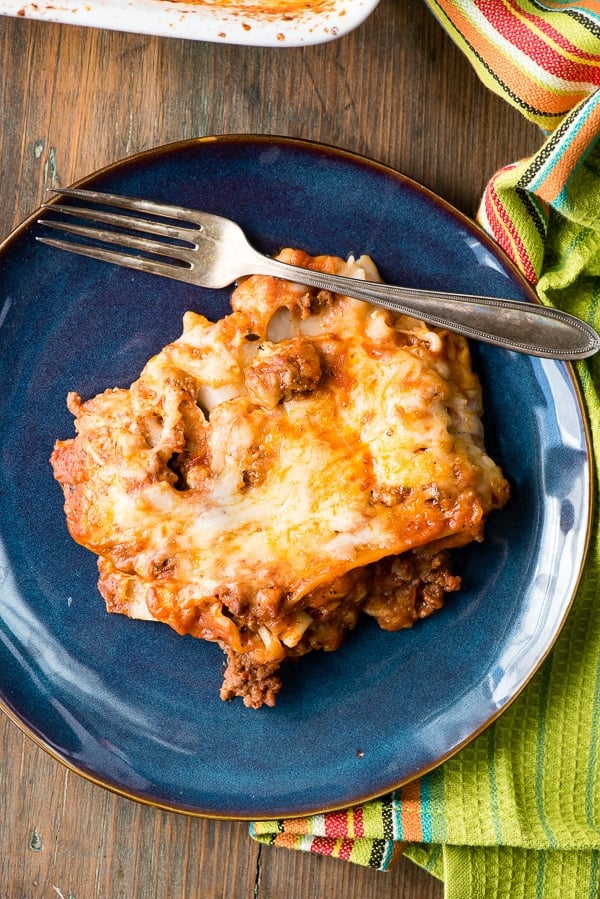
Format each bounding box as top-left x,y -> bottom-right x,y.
434,0 -> 583,111
527,101 -> 600,204
280,816 -> 311,834
399,779 -> 425,842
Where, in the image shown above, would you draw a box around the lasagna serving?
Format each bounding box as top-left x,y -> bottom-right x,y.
51,248 -> 510,708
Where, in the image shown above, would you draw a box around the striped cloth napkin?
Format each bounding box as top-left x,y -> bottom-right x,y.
250,3 -> 600,897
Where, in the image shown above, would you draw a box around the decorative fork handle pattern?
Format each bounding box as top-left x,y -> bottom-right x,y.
251,255 -> 600,360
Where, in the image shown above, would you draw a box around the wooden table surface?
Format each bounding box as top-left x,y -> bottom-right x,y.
0,4 -> 541,897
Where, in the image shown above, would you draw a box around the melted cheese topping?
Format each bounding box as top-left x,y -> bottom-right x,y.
51,248 -> 510,707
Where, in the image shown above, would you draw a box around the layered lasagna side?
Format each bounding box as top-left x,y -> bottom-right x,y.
50,248 -> 510,708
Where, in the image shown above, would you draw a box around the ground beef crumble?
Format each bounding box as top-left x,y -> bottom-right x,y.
219,549 -> 461,708
220,647 -> 283,709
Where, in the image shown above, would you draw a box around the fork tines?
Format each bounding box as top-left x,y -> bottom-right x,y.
36,188 -> 199,277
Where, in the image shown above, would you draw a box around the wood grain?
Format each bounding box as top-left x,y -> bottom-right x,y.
0,2 -> 540,895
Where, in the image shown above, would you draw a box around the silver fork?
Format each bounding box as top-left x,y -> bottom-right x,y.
37,187 -> 599,359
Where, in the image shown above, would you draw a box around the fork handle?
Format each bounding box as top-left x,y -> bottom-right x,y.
253,256 -> 599,360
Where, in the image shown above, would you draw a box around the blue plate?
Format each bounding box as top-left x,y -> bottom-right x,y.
0,136 -> 591,819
